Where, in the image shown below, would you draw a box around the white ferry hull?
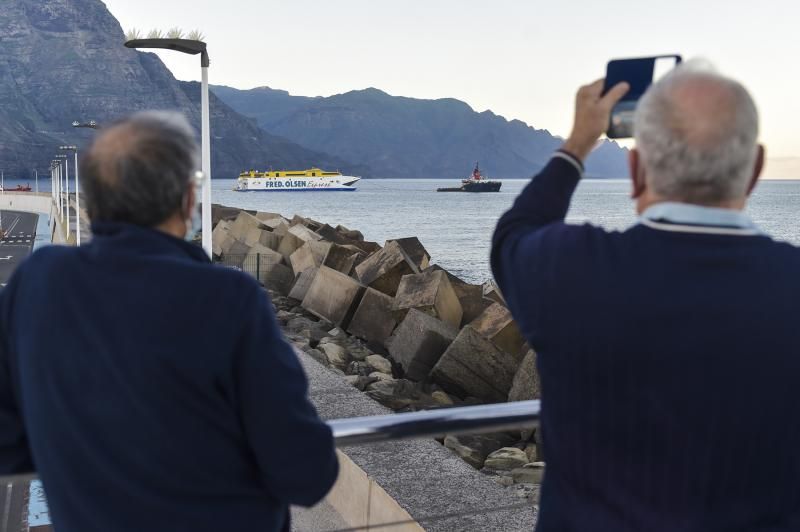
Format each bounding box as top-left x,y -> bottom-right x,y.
235,175 -> 361,192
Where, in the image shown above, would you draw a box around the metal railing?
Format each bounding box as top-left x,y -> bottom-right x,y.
330,400 -> 540,445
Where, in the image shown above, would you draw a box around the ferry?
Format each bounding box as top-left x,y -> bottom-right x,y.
234,168 -> 361,192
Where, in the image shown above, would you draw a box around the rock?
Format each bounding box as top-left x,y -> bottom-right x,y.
348,345 -> 372,362
369,371 -> 394,382
365,379 -> 421,410
346,361 -> 372,376
288,267 -> 318,302
285,317 -> 318,334
354,240 -> 420,296
345,375 -> 374,391
511,463 -> 545,485
431,390 -> 455,406
275,310 -> 295,324
470,303 -> 526,357
365,354 -> 393,375
387,309 -> 458,382
523,443 -> 538,464
494,475 -> 515,487
347,288 -> 398,349
484,448 -> 529,472
323,243 -> 360,275
302,266 -> 366,327
443,433 -> 517,469
392,269 -> 463,328
390,237 -> 430,271
306,348 -> 329,366
328,328 -> 344,337
289,241 -> 331,276
277,232 -> 305,262
320,342 -> 349,369
431,326 -> 523,403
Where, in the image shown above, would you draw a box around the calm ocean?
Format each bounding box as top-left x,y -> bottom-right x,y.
212,178 -> 800,284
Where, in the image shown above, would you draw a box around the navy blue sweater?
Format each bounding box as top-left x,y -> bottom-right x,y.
492,155 -> 800,531
0,222 -> 338,532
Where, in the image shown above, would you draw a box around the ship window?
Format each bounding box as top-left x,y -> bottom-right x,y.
312,172 -> 316,176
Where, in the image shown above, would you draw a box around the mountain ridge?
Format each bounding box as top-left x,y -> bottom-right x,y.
211,84 -> 629,179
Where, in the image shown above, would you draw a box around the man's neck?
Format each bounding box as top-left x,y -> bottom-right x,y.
637,195 -> 746,215
155,215 -> 188,240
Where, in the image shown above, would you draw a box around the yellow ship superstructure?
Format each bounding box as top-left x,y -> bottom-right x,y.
235,168 -> 361,191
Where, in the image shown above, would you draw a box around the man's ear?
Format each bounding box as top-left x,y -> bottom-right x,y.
182,184 -> 196,220
629,148 -> 646,199
746,144 -> 765,196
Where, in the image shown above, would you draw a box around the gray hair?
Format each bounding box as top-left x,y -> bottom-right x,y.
80,111 -> 199,226
633,60 -> 760,204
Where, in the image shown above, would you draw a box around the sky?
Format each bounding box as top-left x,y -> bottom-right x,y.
103,0 -> 800,177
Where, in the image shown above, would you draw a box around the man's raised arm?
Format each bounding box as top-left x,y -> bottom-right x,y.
490,80 -> 628,330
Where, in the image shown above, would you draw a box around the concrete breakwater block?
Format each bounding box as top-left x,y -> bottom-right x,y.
288,223 -> 323,243
258,230 -> 281,251
347,288 -> 398,349
246,243 -> 283,274
391,237 -> 430,271
431,326 -> 522,403
302,266 -> 366,327
288,266 -> 318,302
483,280 -> 506,305
387,309 -> 458,381
355,240 -> 420,296
255,211 -> 282,221
262,262 -> 294,296
470,302 -> 526,357
324,243 -> 360,275
289,241 -> 331,276
223,240 -> 251,267
508,349 -> 540,441
392,269 -> 463,328
229,211 -> 266,241
277,232 -> 304,261
211,220 -> 231,257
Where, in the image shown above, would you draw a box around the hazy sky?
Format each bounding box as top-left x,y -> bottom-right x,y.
104,0 -> 800,176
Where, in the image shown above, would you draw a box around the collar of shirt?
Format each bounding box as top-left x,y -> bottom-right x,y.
639,202 -> 762,236
90,221 -> 211,263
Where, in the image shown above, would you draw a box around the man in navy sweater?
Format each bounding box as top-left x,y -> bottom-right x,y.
0,111 -> 338,531
493,64 -> 800,530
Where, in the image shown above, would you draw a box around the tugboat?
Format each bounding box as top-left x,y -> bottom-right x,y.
437,162 -> 501,192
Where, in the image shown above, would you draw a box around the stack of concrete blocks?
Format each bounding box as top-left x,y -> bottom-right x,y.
210,205 -> 540,411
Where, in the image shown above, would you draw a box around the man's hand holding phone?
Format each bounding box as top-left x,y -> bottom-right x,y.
562,79 -> 629,163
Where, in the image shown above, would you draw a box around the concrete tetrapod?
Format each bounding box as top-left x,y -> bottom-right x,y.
347,288 -> 398,350
354,240 -> 419,297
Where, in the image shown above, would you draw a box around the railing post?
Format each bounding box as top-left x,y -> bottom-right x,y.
256,253 -> 261,283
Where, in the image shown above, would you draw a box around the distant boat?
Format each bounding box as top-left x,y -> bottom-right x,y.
234,168 -> 361,192
2,184 -> 32,192
437,162 -> 501,192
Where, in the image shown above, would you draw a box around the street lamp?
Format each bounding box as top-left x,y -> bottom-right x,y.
60,145 -> 81,245
55,154 -> 70,239
124,35 -> 212,257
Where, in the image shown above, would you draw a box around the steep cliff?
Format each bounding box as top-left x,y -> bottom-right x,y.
0,0 -> 358,179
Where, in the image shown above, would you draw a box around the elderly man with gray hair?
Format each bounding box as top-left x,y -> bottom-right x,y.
493,62 -> 800,531
0,111 -> 338,532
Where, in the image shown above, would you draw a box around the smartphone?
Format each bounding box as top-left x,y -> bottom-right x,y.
603,55 -> 682,138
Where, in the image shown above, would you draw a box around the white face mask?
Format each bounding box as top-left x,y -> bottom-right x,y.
184,171 -> 204,242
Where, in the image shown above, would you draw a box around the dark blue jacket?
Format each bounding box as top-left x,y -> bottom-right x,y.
0,222 -> 338,532
492,153 -> 800,532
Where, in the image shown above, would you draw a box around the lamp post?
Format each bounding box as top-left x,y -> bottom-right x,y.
34,169 -> 38,193
55,154 -> 70,239
60,146 -> 81,245
124,36 -> 212,257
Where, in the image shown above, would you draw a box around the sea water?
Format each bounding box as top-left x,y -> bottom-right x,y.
213,178 -> 800,284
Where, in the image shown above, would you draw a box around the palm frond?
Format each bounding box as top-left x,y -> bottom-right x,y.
166,27 -> 184,39
187,29 -> 205,42
124,28 -> 142,41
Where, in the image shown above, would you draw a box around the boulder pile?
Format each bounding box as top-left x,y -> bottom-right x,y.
211,204 -> 544,501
